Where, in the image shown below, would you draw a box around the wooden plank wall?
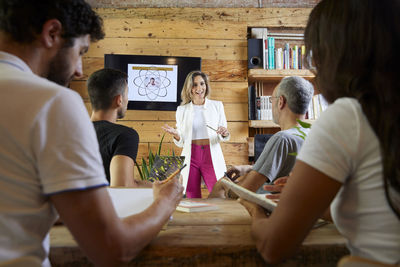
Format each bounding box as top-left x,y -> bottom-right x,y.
69,8 -> 311,178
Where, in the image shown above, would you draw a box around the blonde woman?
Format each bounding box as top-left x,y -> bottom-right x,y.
162,71 -> 230,198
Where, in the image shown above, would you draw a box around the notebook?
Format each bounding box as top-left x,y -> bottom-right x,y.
176,200 -> 218,213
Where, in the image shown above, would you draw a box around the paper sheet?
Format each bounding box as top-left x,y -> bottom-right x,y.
107,188 -> 154,218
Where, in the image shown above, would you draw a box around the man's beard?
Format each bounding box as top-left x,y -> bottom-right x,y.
47,49 -> 74,87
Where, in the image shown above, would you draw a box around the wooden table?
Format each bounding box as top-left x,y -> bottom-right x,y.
49,198 -> 349,266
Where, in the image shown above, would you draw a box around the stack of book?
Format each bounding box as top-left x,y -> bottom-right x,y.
176,200 -> 218,213
263,37 -> 306,70
253,27 -> 307,70
306,94 -> 329,120
248,89 -> 329,121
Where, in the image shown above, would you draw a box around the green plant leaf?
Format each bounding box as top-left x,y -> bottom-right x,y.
288,152 -> 298,156
148,149 -> 154,168
142,159 -> 149,179
134,159 -> 144,180
158,133 -> 166,155
297,119 -> 312,128
135,132 -> 168,181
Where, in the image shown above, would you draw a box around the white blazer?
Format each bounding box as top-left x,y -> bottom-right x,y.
173,98 -> 230,193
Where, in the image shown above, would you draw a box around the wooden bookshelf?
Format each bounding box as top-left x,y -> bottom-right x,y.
248,69 -> 315,82
249,119 -> 315,129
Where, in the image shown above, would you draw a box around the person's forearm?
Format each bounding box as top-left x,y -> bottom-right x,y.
321,207 -> 332,222
53,188 -> 177,267
108,198 -> 176,263
238,171 -> 268,192
135,179 -> 153,188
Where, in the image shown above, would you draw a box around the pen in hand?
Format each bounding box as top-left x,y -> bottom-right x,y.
206,124 -> 218,132
207,124 -> 229,137
160,164 -> 187,184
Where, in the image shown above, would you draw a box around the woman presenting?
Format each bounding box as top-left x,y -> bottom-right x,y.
162,71 -> 230,198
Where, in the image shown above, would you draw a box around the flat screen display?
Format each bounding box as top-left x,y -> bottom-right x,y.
104,54 -> 201,111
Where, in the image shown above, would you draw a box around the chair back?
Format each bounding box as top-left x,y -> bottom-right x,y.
254,134 -> 273,162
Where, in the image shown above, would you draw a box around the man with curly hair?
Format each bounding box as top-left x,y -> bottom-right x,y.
0,1 -> 183,266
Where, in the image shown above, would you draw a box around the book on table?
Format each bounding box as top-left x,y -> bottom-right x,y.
220,178 -> 329,228
176,200 -> 218,213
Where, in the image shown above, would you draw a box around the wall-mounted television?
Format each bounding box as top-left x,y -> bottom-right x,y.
104,54 -> 201,111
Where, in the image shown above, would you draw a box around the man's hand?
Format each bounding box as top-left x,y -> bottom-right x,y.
208,179 -> 227,198
264,176 -> 289,202
153,176 -> 183,211
226,165 -> 252,182
238,199 -> 269,219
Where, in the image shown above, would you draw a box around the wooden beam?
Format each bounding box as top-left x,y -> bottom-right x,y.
95,8 -> 311,28
86,39 -> 246,61
76,58 -> 247,81
102,18 -> 247,39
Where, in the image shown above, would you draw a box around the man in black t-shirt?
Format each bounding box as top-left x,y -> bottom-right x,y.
88,68 -> 151,187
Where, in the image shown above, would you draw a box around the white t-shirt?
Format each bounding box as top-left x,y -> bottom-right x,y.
191,104 -> 208,140
0,52 -> 108,265
298,97 -> 400,264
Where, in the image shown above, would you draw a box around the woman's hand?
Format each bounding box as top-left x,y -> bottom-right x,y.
216,126 -> 229,137
161,124 -> 180,141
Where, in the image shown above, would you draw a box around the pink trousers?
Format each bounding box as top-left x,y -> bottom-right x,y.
185,143 -> 217,198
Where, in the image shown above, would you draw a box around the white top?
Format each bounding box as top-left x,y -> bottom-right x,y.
0,51 -> 108,265
191,105 -> 209,140
173,98 -> 229,193
298,97 -> 400,264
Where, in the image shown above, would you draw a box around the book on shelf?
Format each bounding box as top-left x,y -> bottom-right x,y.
248,85 -> 256,120
255,95 -> 261,120
248,27 -> 308,71
257,35 -> 307,70
307,94 -> 329,120
220,178 -> 277,213
176,200 -> 218,213
251,93 -> 328,121
252,92 -> 273,121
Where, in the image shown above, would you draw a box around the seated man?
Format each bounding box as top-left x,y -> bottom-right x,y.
0,1 -> 182,265
87,68 -> 151,187
210,76 -> 314,197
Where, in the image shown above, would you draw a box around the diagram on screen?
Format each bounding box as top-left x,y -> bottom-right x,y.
128,64 -> 178,102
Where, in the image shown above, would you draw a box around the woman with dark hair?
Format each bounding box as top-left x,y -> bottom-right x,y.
241,0 -> 400,264
162,71 -> 230,198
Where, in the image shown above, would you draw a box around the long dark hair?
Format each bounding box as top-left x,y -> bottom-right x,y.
304,0 -> 400,219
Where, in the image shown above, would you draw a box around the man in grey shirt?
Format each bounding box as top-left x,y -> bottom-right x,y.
210,76 -> 313,196
252,126 -> 309,193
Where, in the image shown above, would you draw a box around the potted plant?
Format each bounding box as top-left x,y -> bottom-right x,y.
134,133 -> 183,181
